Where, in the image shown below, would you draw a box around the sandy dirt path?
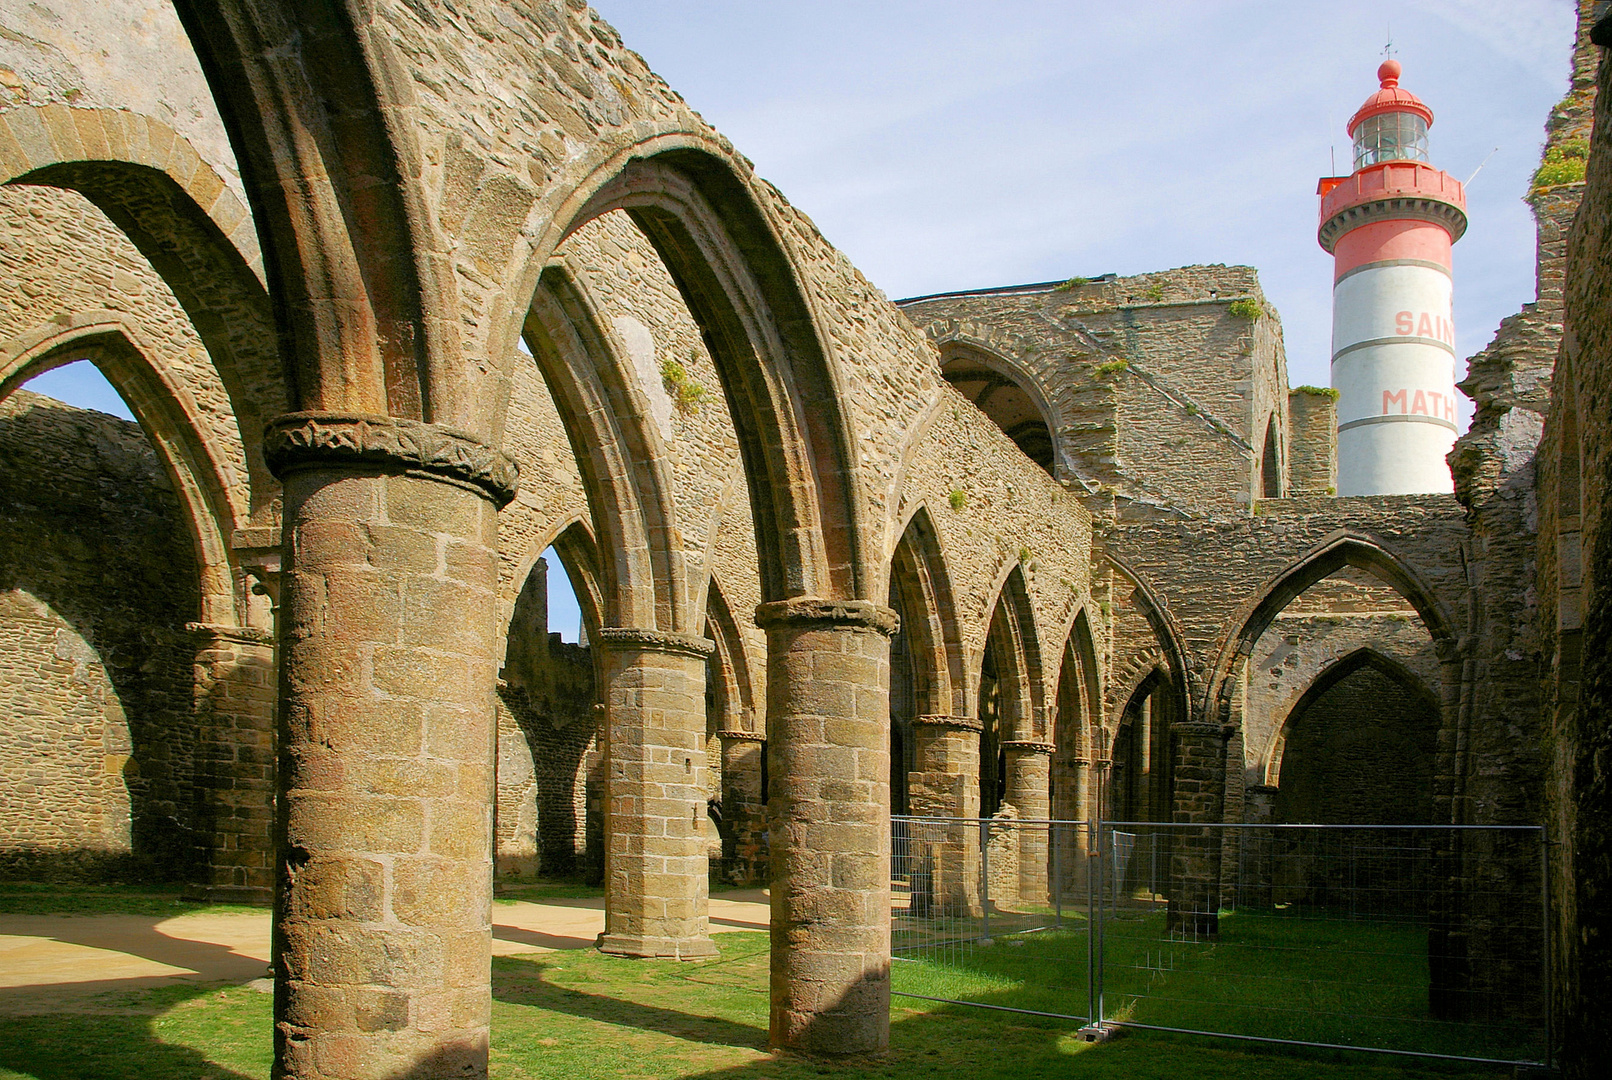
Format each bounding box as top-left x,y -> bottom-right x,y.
0,889 -> 771,1014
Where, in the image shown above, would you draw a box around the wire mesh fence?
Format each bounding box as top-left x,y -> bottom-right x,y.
889,815 -> 1550,1067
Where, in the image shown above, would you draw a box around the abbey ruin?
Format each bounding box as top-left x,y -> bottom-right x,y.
1,1 -> 1610,1077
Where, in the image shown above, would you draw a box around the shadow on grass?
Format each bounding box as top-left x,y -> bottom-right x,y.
494,955 -> 767,1050
0,982 -> 258,1080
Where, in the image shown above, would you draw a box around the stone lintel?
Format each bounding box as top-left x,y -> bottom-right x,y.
595,626 -> 715,658
185,621 -> 275,647
717,728 -> 766,742
754,596 -> 899,636
1001,739 -> 1056,754
913,714 -> 983,731
263,410 -> 519,507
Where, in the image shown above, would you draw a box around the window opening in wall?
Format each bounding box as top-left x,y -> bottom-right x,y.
940,347 -> 1055,475
1261,415 -> 1281,499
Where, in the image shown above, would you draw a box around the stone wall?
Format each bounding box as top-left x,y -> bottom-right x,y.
0,389 -> 201,880
1540,3 -> 1612,1069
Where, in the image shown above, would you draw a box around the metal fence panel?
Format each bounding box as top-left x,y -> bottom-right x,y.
889,815 -> 1549,1066
890,816 -> 1092,1021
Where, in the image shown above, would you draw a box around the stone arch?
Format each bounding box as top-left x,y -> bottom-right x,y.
522,264 -> 682,632
1051,608 -> 1103,823
888,505 -> 966,718
1104,554 -> 1193,741
1108,667 -> 1176,823
0,323 -> 241,627
496,519 -> 608,878
702,575 -> 756,735
1,112 -> 286,512
173,2 -> 431,418
931,331 -> 1061,477
1206,533 -> 1459,725
978,564 -> 1046,817
531,144 -> 868,604
1264,648 -> 1440,825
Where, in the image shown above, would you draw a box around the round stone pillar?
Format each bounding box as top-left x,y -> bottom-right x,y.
1003,740 -> 1054,906
756,597 -> 898,1055
265,413 -> 515,1080
595,627 -> 718,960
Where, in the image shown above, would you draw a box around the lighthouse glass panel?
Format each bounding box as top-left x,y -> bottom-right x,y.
1353,112 -> 1429,169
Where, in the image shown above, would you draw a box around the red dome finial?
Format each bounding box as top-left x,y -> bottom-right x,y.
1378,58 -> 1402,87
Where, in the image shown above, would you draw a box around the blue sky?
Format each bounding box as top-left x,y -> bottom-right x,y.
22,1 -> 1578,637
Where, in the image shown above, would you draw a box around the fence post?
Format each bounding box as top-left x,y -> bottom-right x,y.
1053,822 -> 1062,928
1541,828 -> 1553,1072
980,817 -> 990,942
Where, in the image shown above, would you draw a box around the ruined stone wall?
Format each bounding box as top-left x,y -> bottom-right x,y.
898,265 -> 1285,518
1540,4 -> 1612,1069
0,389 -> 200,880
1287,387 -> 1338,496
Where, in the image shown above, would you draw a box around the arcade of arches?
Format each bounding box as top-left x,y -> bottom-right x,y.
2,1 -> 1612,1076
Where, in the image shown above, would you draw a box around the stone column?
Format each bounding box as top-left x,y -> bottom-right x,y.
757,597 -> 897,1055
908,715 -> 981,916
595,627 -> 718,960
717,728 -> 768,884
186,622 -> 278,905
265,413 -> 515,1080
1168,720 -> 1228,940
1004,740 -> 1054,908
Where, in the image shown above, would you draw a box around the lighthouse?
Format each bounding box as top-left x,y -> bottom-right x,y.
1318,59 -> 1467,496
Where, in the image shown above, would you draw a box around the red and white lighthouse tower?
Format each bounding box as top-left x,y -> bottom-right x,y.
1318,59 -> 1467,496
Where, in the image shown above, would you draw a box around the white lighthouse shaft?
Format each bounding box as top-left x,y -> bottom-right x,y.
1332,259 -> 1458,495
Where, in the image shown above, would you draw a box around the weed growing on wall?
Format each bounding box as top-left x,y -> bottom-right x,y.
660,354 -> 706,415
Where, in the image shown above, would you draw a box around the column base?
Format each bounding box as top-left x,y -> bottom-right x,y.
596,932 -> 719,960
181,883 -> 273,906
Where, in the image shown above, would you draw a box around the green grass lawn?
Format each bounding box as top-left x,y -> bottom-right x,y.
0,927 -> 1514,1080
892,907 -> 1544,1065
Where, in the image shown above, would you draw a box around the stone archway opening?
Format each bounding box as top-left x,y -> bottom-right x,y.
1268,650 -> 1440,826
941,343 -> 1056,474
496,532 -> 604,884
0,363 -> 205,884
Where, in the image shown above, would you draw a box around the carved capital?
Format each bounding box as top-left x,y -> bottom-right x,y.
754,597 -> 899,636
1001,740 -> 1056,754
595,627 -> 715,658
912,714 -> 983,732
717,729 -> 766,743
264,411 -> 518,507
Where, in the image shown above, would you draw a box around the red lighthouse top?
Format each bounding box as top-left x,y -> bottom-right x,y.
1348,59 -> 1434,135
1317,58 -> 1466,256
